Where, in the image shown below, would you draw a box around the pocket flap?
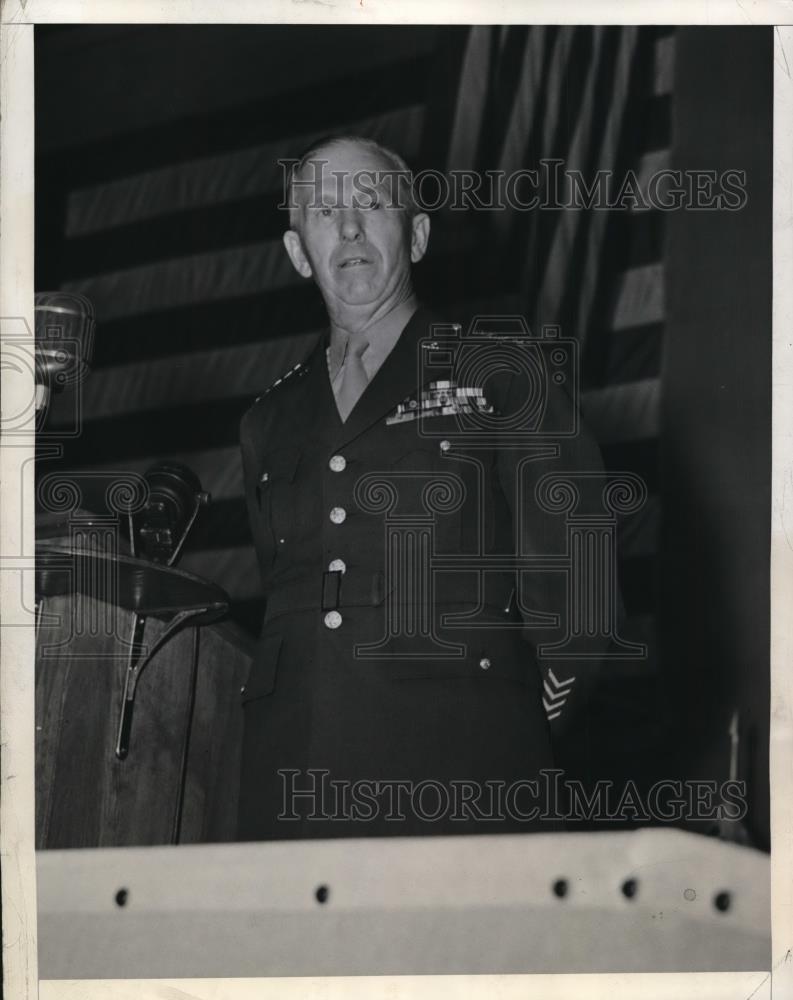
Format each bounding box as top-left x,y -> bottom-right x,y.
260,448 -> 301,484
241,633 -> 282,703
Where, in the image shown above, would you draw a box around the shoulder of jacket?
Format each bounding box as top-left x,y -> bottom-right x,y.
252,357 -> 312,406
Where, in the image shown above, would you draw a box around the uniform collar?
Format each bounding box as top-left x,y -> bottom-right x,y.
286,306 -> 453,445
326,300 -> 418,385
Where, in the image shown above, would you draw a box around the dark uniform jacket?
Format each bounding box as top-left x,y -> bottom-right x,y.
237,307 -> 606,840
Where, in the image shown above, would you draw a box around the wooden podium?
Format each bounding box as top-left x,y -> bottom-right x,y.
35,531 -> 252,849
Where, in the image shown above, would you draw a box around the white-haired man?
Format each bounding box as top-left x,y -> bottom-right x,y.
237,135 -> 607,840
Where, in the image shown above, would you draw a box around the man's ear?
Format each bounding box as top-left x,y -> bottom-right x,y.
410,212 -> 431,264
282,229 -> 313,279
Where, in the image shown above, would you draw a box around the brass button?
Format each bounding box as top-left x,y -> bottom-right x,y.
479,657 -> 491,670
324,611 -> 342,629
329,455 -> 347,473
328,559 -> 346,574
440,440 -> 452,453
330,507 -> 347,524
259,471 -> 269,483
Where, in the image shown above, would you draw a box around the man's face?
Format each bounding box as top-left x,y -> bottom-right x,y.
282,140 -> 430,323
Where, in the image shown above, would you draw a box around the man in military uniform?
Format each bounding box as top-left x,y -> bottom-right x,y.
237,136 -> 607,840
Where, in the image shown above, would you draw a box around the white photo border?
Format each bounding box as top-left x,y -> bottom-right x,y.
1,4 -> 791,1000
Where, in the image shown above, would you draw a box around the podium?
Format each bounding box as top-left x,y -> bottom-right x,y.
35,533 -> 252,848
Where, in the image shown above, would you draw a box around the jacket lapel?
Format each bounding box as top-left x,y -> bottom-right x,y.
300,330 -> 342,434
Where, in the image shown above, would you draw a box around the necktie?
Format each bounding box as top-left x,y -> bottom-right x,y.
334,334 -> 369,422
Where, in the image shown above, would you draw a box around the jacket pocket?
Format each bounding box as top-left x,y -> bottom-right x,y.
256,447 -> 301,510
260,447 -> 301,484
384,626 -> 541,687
255,448 -> 301,560
241,633 -> 283,704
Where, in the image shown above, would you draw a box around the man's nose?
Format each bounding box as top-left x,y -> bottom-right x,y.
338,208 -> 364,241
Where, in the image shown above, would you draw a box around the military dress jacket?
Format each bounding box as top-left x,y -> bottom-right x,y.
237,307 -> 606,840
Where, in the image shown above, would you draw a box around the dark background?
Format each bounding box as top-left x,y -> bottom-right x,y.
33,24 -> 771,845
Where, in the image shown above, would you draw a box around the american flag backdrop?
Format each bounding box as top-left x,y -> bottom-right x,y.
36,24 -> 675,792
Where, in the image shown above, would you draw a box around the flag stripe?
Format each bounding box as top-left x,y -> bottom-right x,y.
635,148 -> 671,203
89,287 -> 328,369
65,105 -> 426,239
475,27 -> 531,175
417,26 -> 471,169
517,25 -> 582,313
572,27 -> 641,343
555,27 -> 632,343
62,198 -> 295,281
495,27 -> 549,177
58,395 -> 251,466
610,263 -> 665,331
41,51 -> 434,187
62,226 -> 476,324
654,34 -> 675,96
606,322 -> 664,383
536,27 -> 610,328
62,240 -> 303,321
48,332 -> 320,425
445,27 -> 495,172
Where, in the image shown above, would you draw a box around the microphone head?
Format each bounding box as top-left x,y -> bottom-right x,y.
138,461 -> 208,564
34,290 -> 96,386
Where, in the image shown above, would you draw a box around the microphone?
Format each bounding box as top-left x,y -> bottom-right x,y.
135,461 -> 210,566
34,291 -> 96,416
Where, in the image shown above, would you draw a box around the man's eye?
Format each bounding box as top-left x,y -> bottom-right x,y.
319,207 -> 334,217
